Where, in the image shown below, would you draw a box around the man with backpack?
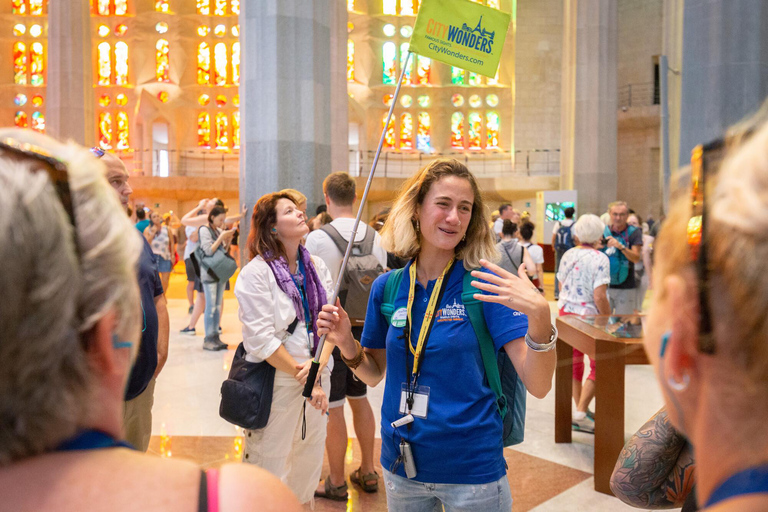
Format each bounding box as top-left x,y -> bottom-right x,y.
551,207 -> 576,300
305,172 -> 387,501
601,201 -> 643,314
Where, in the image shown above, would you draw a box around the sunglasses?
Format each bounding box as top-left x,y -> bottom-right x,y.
687,138 -> 726,354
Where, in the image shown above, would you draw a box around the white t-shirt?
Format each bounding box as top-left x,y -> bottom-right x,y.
235,255 -> 335,367
556,247 -> 611,315
522,242 -> 544,265
183,225 -> 199,260
493,217 -> 505,236
305,218 -> 388,283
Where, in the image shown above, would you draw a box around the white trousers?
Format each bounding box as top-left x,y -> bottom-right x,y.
243,368 -> 330,504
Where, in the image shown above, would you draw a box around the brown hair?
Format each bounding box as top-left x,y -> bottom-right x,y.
323,171 -> 356,207
246,192 -> 295,261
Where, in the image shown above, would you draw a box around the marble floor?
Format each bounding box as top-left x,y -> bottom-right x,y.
149,267 -> 671,511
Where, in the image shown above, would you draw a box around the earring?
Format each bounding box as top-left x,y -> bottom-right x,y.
462,234 -> 466,241
415,220 -> 420,233
271,227 -> 277,235
668,373 -> 690,392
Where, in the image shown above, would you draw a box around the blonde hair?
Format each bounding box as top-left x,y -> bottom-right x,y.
655,114 -> 768,386
380,158 -> 498,269
279,188 -> 307,209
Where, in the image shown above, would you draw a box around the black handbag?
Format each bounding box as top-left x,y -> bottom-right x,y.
219,318 -> 298,430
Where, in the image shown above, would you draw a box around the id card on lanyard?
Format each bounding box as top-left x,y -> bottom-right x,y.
399,258 -> 454,420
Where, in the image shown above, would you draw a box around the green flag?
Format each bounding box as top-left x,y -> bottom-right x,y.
409,0 -> 511,78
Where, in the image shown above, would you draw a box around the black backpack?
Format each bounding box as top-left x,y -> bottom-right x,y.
320,224 -> 384,325
555,223 -> 575,253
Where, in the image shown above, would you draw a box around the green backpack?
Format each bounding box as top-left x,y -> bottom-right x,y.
380,267 -> 527,447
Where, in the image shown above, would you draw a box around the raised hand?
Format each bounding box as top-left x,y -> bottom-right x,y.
469,258 -> 549,318
316,299 -> 356,357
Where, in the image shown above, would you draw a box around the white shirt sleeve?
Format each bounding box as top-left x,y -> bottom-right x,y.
373,231 -> 388,269
528,244 -> 545,264
311,255 -> 335,298
235,262 -> 284,361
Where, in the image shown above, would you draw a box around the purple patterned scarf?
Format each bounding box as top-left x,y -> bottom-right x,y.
265,245 -> 327,355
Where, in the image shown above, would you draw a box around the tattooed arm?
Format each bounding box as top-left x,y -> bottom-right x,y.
610,407 -> 696,508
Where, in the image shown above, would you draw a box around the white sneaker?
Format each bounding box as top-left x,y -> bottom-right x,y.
572,414 -> 595,434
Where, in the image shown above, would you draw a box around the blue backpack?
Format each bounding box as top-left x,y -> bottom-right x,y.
603,225 -> 637,285
555,223 -> 575,253
380,268 -> 527,447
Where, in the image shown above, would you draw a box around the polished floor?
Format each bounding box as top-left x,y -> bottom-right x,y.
150,266 -> 669,511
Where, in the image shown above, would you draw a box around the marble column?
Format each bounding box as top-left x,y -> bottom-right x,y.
560,0 -> 618,216
330,0 -> 349,177
239,0 -> 333,232
46,0 -> 94,146
679,0 -> 768,166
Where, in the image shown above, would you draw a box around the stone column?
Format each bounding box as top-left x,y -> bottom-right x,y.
330,0 -> 349,177
239,0 -> 333,235
679,0 -> 768,167
560,0 -> 618,216
47,0 -> 94,146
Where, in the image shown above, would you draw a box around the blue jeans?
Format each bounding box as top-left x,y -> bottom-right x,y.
554,250 -> 565,297
382,469 -> 513,512
202,280 -> 225,340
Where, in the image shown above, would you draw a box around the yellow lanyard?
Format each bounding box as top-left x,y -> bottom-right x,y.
406,257 -> 455,376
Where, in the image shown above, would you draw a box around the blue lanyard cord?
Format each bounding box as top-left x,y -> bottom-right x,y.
57,430 -> 135,451
289,257 -> 313,353
705,464 -> 768,508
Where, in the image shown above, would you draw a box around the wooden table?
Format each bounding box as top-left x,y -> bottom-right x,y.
554,314 -> 649,495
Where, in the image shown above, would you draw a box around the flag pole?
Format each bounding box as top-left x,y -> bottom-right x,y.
303,51 -> 414,398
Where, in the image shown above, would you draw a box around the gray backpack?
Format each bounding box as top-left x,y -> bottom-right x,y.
320,224 -> 384,325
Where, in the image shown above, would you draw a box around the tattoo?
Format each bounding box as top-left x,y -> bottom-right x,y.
610,408 -> 696,508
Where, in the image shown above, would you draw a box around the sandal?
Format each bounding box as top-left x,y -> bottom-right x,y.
349,467 -> 379,493
314,477 -> 348,501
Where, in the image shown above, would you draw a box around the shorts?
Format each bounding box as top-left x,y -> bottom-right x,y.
329,327 -> 367,408
155,255 -> 172,273
185,257 -> 197,281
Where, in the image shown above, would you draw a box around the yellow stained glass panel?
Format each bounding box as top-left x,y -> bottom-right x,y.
214,43 -> 227,85
198,112 -> 211,147
30,42 -> 44,86
116,111 -> 129,149
197,42 -> 211,84
232,112 -> 240,148
215,112 -> 229,149
347,40 -> 354,82
115,41 -> 128,85
400,113 -> 413,150
232,42 -> 240,85
99,112 -> 113,149
156,39 -> 170,82
197,0 -> 210,15
14,42 -> 27,85
115,0 -> 127,15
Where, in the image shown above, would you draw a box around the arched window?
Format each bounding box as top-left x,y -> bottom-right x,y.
417,112 -> 430,151
29,0 -> 44,15
197,42 -> 211,84
114,0 -> 127,15
232,112 -> 240,149
416,56 -> 430,85
231,0 -> 239,14
469,72 -> 482,86
14,111 -> 28,128
215,112 -> 229,149
197,0 -> 210,15
99,112 -> 113,149
383,0 -> 396,15
97,0 -> 109,15
116,111 -> 129,149
450,112 -> 464,148
486,111 -> 499,148
114,42 -> 128,85
400,43 -> 411,85
451,67 -> 465,85
156,39 -> 170,82
13,42 -> 27,85
383,113 -> 395,149
468,112 -> 482,149
214,0 -> 226,15
400,113 -> 413,150
347,40 -> 354,82
31,111 -> 44,133
400,0 -> 414,15
12,0 -> 26,15
232,43 -> 240,85
29,42 -> 44,86
382,42 -> 396,85
98,42 -> 112,85
155,0 -> 169,12
214,43 -> 228,85
198,112 -> 211,147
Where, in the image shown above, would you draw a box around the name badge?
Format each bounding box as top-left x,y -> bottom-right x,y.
399,383 -> 430,419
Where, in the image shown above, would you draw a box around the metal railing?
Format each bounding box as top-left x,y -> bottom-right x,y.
618,82 -> 660,109
119,148 -> 240,177
348,149 -> 560,178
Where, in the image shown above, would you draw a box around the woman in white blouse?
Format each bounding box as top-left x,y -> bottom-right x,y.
234,192 -> 335,505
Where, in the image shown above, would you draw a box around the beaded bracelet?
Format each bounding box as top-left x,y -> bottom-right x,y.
340,339 -> 365,369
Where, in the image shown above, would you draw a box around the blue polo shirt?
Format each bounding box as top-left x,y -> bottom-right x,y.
361,260 -> 528,484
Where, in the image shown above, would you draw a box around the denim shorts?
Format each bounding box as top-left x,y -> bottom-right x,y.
154,255 -> 172,273
382,469 -> 513,512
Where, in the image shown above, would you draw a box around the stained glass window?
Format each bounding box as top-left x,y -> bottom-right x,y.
400,94 -> 412,107
451,67 -> 465,85
156,39 -> 170,82
115,24 -> 127,36
382,42 -> 396,85
197,42 -> 211,84
198,94 -> 210,106
99,94 -> 111,107
29,0 -> 44,15
451,94 -> 464,107
97,0 -> 109,15
400,0 -> 418,15
214,0 -> 226,15
155,0 -> 169,12
383,0 -> 396,15
29,24 -> 42,37
232,112 -> 240,148
114,0 -> 127,15
14,94 -> 27,106
30,42 -> 44,86
400,113 -> 413,150
383,24 -> 396,37
231,0 -> 239,14
416,56 -> 430,85
488,71 -> 499,85
197,0 -> 210,15
12,0 -> 26,15
486,111 -> 499,148
417,95 -> 430,107
214,24 -> 226,37
13,42 -> 27,85
450,112 -> 464,148
97,42 -> 111,85
198,25 -> 209,36
215,112 -> 228,149
31,94 -> 43,107
198,112 -> 211,147
486,94 -> 499,107
488,0 -> 500,8
417,112 -> 430,151
469,72 -> 482,86
232,42 -> 240,85
347,40 -> 354,82
214,42 -> 227,85
400,43 -> 411,85
13,24 -> 25,36
115,42 -> 128,85
116,93 -> 128,106
99,112 -> 113,149
98,24 -> 110,37
31,111 -> 45,132
347,0 -> 354,10
383,113 -> 395,149
468,112 -> 482,149
469,94 -> 482,108
155,22 -> 168,34
14,111 -> 28,128
116,111 -> 129,149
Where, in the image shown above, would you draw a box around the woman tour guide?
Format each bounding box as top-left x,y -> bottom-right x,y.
316,158 -> 557,511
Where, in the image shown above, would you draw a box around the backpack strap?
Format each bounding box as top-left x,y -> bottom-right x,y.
319,224 -> 349,256
359,225 -> 375,255
461,271 -> 508,419
380,267 -> 405,324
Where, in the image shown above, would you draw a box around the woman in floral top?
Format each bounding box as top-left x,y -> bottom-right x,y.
556,214 -> 611,433
144,210 -> 173,292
